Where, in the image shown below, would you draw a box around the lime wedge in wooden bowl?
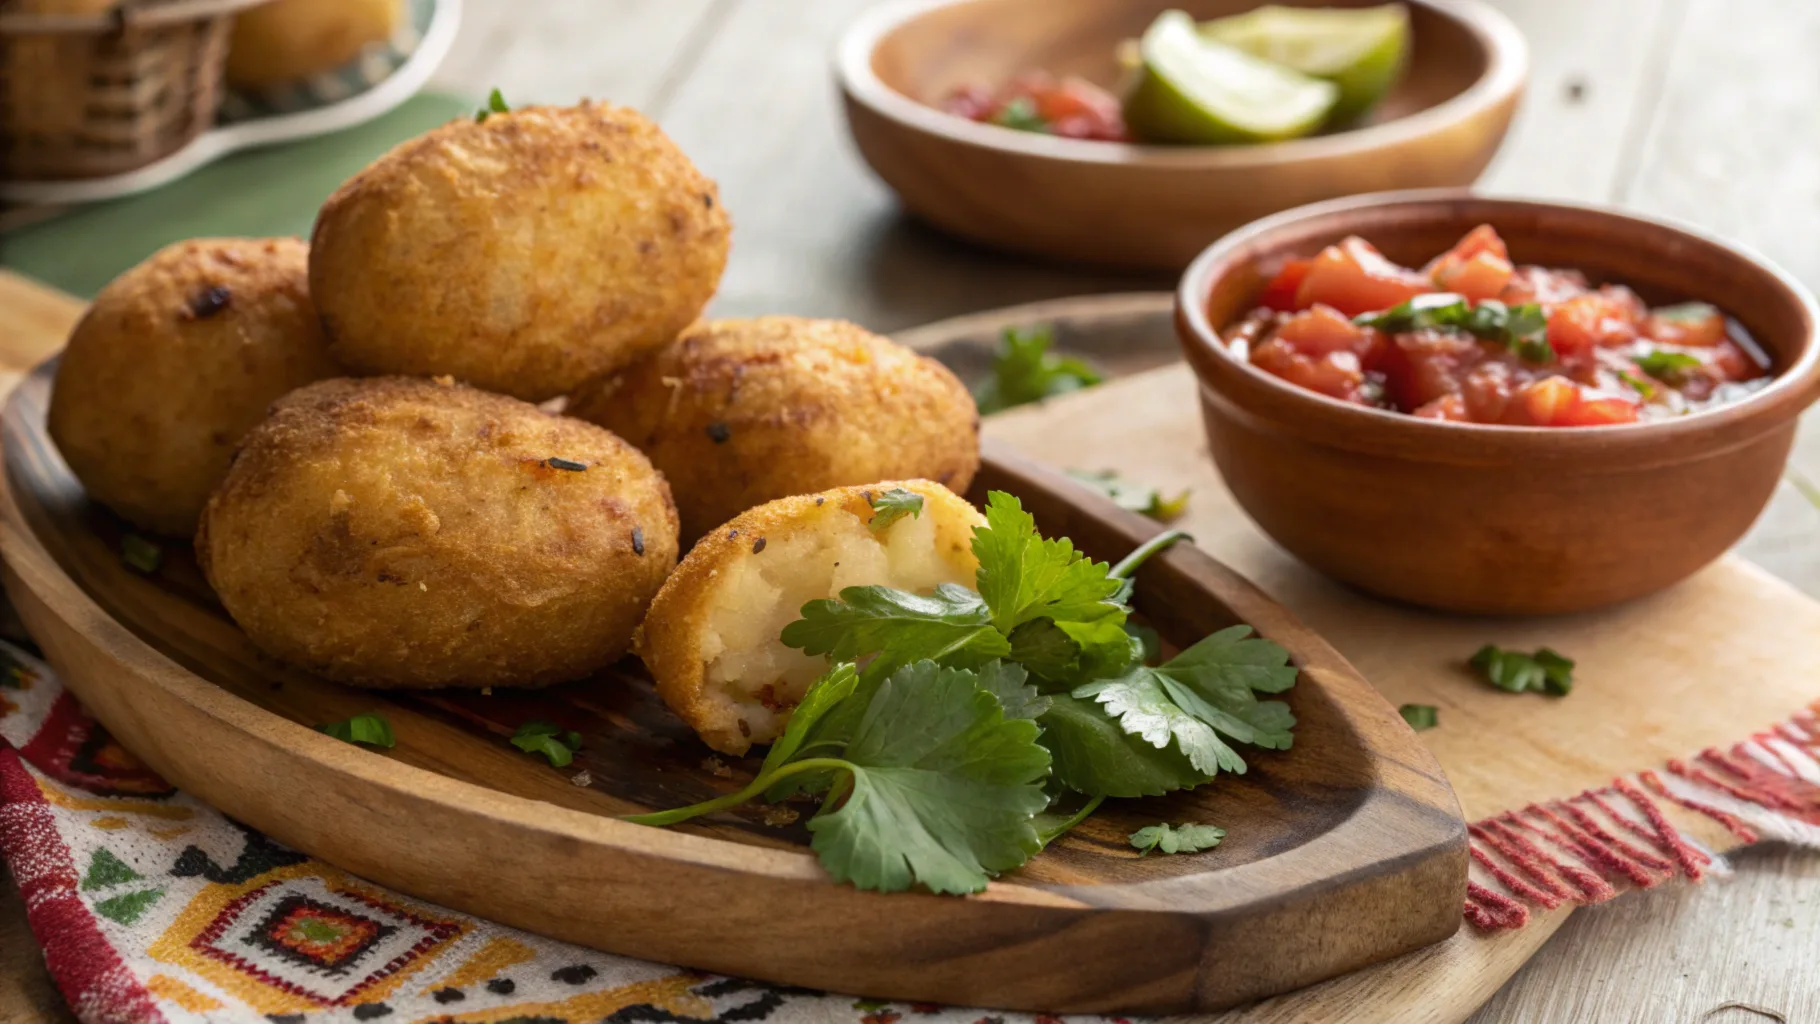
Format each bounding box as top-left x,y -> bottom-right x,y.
1123,10 -> 1338,145
1200,4 -> 1411,122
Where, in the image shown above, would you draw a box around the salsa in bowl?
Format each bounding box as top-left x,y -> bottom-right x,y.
1177,191 -> 1820,614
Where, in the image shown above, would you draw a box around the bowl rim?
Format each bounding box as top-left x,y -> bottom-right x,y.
833,0 -> 1528,168
1175,188 -> 1820,457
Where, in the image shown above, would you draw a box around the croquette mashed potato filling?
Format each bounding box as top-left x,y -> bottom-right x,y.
638,481 -> 984,755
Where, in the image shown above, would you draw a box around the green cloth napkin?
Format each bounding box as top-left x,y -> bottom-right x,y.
1,93 -> 472,299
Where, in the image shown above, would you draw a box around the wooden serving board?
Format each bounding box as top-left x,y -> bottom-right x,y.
0,359 -> 1465,1014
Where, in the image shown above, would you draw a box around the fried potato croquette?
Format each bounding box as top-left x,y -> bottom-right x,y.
198,377 -> 680,689
226,0 -> 402,90
567,317 -> 981,542
48,238 -> 341,537
310,102 -> 731,401
637,481 -> 983,755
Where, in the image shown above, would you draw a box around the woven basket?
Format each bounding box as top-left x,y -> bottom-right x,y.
0,0 -> 271,181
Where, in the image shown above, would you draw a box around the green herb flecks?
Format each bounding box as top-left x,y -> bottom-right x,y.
1355,293 -> 1554,363
1616,370 -> 1657,399
512,720 -> 584,766
1635,349 -> 1702,382
317,713 -> 395,748
475,87 -> 510,122
974,325 -> 1103,414
1398,704 -> 1438,731
990,97 -> 1050,134
867,487 -> 925,533
1469,645 -> 1574,696
121,534 -> 162,574
1129,822 -> 1225,855
1068,469 -> 1190,523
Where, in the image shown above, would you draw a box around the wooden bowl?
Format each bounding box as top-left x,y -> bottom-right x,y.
1176,190 -> 1820,615
836,0 -> 1525,271
0,360 -> 1465,1013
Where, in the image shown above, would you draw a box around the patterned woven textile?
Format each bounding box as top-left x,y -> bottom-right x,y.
0,640 -> 1102,1024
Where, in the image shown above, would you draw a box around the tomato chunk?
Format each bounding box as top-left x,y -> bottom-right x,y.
1435,251 -> 1513,302
1546,293 -> 1640,356
1501,377 -> 1639,426
1274,304 -> 1371,356
1413,394 -> 1469,421
1258,258 -> 1312,312
1643,303 -> 1727,347
1294,237 -> 1432,318
1251,338 -> 1368,403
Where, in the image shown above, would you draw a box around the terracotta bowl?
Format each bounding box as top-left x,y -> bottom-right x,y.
835,0 -> 1525,271
1176,190 -> 1820,615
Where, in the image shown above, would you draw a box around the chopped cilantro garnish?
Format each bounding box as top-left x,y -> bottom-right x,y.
974,325 -> 1103,414
989,96 -> 1050,133
1635,349 -> 1702,381
1398,704 -> 1438,731
1469,645 -> 1574,696
317,713 -> 395,748
121,534 -> 161,574
867,487 -> 924,532
1355,293 -> 1554,363
1068,469 -> 1190,523
1128,822 -> 1225,855
1616,370 -> 1657,399
512,720 -> 584,766
475,87 -> 509,123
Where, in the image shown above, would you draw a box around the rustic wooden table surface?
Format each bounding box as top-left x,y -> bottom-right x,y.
6,0 -> 1820,1021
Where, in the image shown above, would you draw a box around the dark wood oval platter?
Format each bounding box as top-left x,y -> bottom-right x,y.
0,352 -> 1466,1013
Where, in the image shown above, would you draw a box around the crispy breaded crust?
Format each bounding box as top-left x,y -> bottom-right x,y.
567,316 -> 981,541
48,237 -> 341,537
198,376 -> 680,688
636,480 -> 983,754
310,101 -> 731,401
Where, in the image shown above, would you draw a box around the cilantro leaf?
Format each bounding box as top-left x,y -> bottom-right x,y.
975,659 -> 1052,720
1074,625 -> 1296,776
1355,293 -> 1554,363
1399,704 -> 1438,731
1469,645 -> 1574,696
1067,470 -> 1190,523
989,96 -> 1051,134
867,487 -> 925,532
512,720 -> 583,766
475,87 -> 509,122
1033,793 -> 1104,847
1616,369 -> 1657,399
1635,349 -> 1702,381
1129,822 -> 1225,855
974,325 -> 1102,414
121,534 -> 162,574
782,583 -> 1011,669
806,661 -> 1051,894
317,713 -> 395,748
1038,693 -> 1211,797
757,662 -> 859,779
972,491 -> 1124,633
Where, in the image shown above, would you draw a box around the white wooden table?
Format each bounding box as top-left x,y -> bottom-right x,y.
5,1 -> 1820,1020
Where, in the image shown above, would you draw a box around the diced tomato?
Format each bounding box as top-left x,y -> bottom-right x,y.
1556,394 -> 1641,426
1461,361 -> 1517,423
1546,293 -> 1640,356
1413,394 -> 1470,421
1643,304 -> 1727,347
1501,266 -> 1589,306
1376,330 -> 1482,411
1250,338 -> 1368,403
1032,76 -> 1126,140
1274,304 -> 1370,356
1434,251 -> 1514,302
941,85 -> 996,121
1426,225 -> 1508,277
1502,377 -> 1639,426
1294,237 -> 1433,318
1258,259 -> 1313,312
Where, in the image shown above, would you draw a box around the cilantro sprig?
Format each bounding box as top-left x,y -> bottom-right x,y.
474,88 -> 509,123
512,720 -> 583,766
1068,469 -> 1190,523
1635,349 -> 1702,382
1355,293 -> 1553,363
1129,822 -> 1225,855
867,487 -> 925,532
630,492 -> 1297,894
974,325 -> 1103,414
1469,645 -> 1574,696
317,713 -> 395,748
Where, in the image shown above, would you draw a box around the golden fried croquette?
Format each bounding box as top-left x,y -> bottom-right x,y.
225,0 -> 402,90
198,376 -> 680,689
566,317 -> 981,542
637,481 -> 983,755
48,238 -> 341,537
310,101 -> 731,401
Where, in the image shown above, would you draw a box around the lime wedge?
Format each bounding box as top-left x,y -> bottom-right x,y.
1123,11 -> 1338,145
1200,4 -> 1410,122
